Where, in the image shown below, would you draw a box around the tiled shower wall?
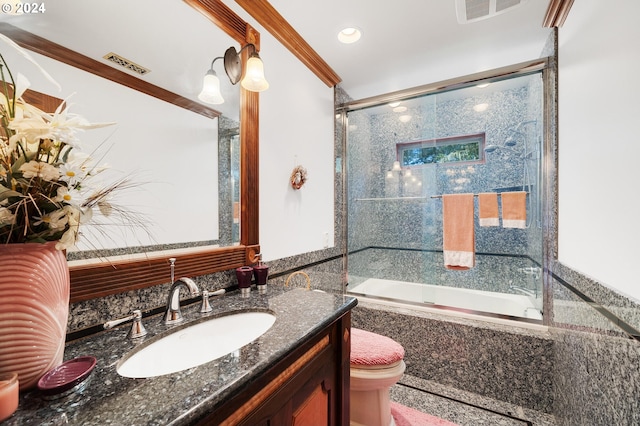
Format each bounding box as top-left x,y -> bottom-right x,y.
346,73 -> 544,296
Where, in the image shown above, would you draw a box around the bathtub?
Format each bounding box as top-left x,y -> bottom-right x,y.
348,278 -> 543,321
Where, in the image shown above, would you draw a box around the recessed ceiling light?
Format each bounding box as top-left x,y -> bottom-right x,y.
393,106 -> 408,113
476,83 -> 490,88
388,101 -> 401,108
338,27 -> 362,44
399,115 -> 412,123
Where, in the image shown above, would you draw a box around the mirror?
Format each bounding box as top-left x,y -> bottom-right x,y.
0,0 -> 260,301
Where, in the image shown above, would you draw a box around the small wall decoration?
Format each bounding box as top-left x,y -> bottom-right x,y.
290,165 -> 307,190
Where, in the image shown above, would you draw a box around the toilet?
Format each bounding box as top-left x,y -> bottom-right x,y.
350,328 -> 406,426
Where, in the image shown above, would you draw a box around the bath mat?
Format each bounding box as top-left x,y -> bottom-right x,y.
391,401 -> 459,426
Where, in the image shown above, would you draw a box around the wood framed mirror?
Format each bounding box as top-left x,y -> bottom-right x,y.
0,0 -> 260,303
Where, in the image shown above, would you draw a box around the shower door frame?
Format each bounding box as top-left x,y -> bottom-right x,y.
339,57 -> 557,326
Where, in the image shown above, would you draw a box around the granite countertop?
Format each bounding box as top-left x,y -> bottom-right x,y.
8,287 -> 357,426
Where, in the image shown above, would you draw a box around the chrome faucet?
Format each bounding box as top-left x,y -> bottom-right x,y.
163,277 -> 200,324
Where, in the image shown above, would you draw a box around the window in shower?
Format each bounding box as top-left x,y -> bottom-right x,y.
397,133 -> 485,167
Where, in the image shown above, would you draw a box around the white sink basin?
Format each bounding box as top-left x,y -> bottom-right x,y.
117,311 -> 276,378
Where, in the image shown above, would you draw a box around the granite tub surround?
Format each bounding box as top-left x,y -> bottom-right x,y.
552,261 -> 640,335
351,300 -> 554,413
550,273 -> 629,338
548,262 -> 640,425
9,287 -> 357,425
551,327 -> 640,426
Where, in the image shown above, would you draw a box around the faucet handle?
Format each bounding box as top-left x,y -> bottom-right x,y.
200,289 -> 226,313
104,310 -> 147,339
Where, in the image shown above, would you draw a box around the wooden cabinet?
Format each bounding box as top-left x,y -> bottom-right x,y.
196,311 -> 351,426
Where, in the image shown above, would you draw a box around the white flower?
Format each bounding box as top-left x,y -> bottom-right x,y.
58,162 -> 85,186
33,209 -> 68,230
9,97 -> 114,149
0,50 -> 127,248
55,206 -> 82,250
54,186 -> 83,206
56,227 -> 77,250
0,207 -> 15,225
19,160 -> 59,181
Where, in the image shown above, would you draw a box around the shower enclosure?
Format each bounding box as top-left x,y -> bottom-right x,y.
344,69 -> 546,322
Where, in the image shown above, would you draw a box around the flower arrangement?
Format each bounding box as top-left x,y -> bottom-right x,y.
0,45 -> 135,250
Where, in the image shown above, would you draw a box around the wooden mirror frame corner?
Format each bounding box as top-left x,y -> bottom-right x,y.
1,0 -> 260,303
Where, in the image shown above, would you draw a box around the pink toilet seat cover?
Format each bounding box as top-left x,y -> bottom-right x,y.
350,328 -> 405,366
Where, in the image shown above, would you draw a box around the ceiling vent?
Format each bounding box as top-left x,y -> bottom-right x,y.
455,0 -> 528,24
103,52 -> 151,75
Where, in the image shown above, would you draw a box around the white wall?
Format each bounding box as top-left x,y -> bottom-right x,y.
558,1 -> 640,302
258,35 -> 335,261
0,47 -> 219,250
227,11 -> 336,262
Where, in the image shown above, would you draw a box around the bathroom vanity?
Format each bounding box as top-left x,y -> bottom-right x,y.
7,287 -> 357,425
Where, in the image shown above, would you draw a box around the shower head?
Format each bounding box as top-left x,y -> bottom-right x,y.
504,120 -> 537,146
504,135 -> 518,146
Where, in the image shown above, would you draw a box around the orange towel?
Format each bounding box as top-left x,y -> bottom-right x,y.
442,193 -> 475,270
478,192 -> 499,227
501,191 -> 527,228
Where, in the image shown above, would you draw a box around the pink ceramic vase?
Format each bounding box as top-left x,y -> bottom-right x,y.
0,242 -> 70,390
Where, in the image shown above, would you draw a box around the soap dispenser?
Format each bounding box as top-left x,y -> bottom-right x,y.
253,254 -> 269,293
235,266 -> 253,297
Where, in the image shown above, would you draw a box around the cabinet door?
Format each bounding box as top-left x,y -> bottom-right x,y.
292,383 -> 329,426
238,350 -> 336,426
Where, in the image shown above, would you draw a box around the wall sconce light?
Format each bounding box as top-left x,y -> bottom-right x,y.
198,56 -> 225,105
198,43 -> 269,105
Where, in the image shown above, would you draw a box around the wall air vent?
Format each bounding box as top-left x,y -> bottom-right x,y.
455,0 -> 528,24
103,52 -> 151,75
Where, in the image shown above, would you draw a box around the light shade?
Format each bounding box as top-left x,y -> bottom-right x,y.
240,55 -> 269,92
198,70 -> 224,105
